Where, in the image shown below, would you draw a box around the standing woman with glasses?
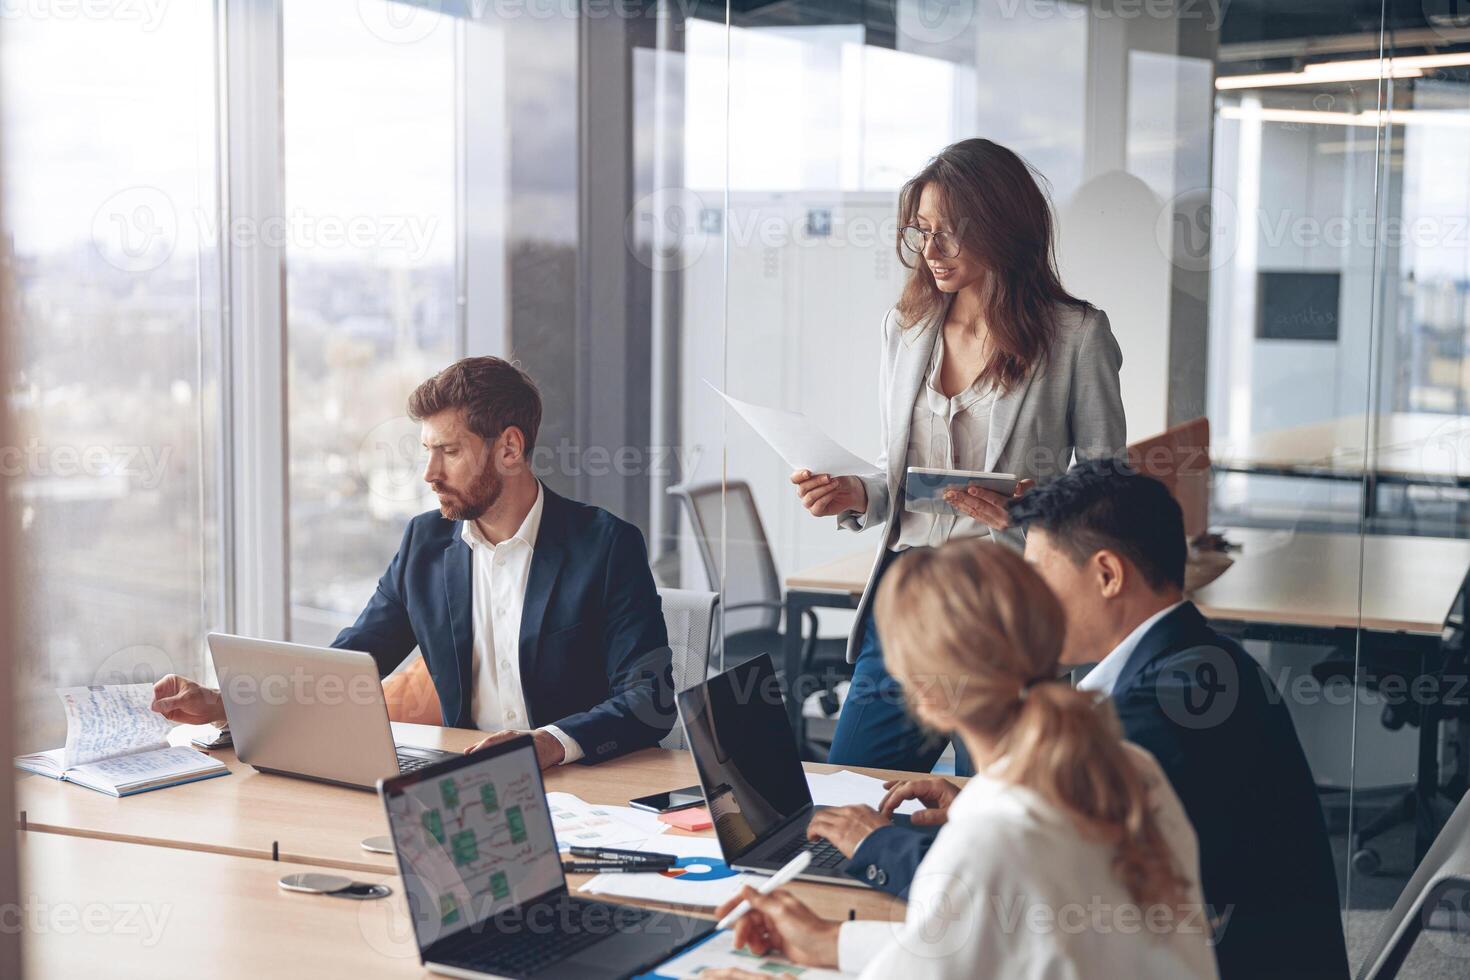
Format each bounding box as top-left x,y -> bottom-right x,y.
790,138 -> 1125,775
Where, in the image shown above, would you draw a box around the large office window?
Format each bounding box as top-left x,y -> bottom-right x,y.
282,0 -> 459,644
0,6 -> 222,752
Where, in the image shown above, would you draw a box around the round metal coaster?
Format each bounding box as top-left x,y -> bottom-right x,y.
278,873 -> 355,895
327,882 -> 393,901
360,835 -> 394,855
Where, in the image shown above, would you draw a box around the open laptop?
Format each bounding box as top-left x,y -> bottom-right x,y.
207,632 -> 454,790
677,654 -> 867,888
379,736 -> 714,979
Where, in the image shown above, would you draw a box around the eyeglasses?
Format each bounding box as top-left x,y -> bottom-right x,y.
899,225 -> 961,259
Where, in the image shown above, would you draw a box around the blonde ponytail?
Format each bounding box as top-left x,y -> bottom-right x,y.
998,681 -> 1190,909
873,540 -> 1191,911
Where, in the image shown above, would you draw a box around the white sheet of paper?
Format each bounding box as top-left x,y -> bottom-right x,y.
59,684 -> 173,768
712,384 -> 876,477
546,792 -> 668,850
807,770 -> 923,816
577,834 -> 763,908
652,929 -> 855,979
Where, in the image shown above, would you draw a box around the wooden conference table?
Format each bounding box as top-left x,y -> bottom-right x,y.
17,724 -> 910,976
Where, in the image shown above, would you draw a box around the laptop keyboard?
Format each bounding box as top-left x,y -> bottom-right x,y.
440,898 -> 656,977
395,752 -> 437,773
768,833 -> 847,870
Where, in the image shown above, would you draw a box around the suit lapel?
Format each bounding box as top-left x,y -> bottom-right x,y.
1112,602 -> 1209,696
518,489 -> 566,699
442,532 -> 473,727
888,302 -> 946,491
985,367 -> 1037,471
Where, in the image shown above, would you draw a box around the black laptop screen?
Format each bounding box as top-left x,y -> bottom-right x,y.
677,655 -> 811,860
382,741 -> 563,950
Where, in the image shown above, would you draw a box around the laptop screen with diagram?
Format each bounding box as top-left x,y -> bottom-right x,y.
383,740 -> 563,952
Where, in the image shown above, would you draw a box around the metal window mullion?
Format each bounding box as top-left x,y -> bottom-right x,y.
221,0 -> 290,642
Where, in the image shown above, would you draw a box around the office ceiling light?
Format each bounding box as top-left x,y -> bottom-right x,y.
1219,105 -> 1470,129
1216,51 -> 1470,90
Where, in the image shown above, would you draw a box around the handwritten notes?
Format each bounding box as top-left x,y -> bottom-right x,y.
59,684 -> 173,768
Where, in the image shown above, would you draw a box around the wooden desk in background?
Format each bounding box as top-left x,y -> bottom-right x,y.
1212,412 -> 1470,483
1211,412 -> 1470,525
784,527 -> 1470,636
17,723 -> 909,927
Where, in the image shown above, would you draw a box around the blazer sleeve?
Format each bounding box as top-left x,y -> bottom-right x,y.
331,519 -> 420,678
548,524 -> 676,763
1069,307 -> 1127,462
845,824 -> 934,899
839,308 -> 895,531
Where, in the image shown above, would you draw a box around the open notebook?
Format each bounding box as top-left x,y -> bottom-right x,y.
15,683 -> 228,797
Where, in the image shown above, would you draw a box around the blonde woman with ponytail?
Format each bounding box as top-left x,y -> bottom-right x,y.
706,540 -> 1217,980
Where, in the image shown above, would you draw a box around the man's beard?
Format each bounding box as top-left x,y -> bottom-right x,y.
434,465 -> 503,522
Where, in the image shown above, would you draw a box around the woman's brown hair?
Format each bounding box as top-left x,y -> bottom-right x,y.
895,138 -> 1083,394
873,539 -> 1191,912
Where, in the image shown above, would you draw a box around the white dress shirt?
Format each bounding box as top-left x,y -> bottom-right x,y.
894,328 -> 997,551
836,744 -> 1218,980
1076,601 -> 1187,697
461,481 -> 581,763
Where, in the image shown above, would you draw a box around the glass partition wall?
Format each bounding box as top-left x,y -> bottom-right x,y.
3,1 -> 1470,974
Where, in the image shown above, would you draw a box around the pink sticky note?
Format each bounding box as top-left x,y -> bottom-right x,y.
658,807 -> 713,831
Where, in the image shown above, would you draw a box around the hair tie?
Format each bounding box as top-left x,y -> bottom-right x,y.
1017,677 -> 1046,702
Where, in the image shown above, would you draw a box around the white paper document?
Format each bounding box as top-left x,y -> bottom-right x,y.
547,792 -> 668,850
651,929 -> 855,978
807,770 -> 923,816
712,384 -> 876,477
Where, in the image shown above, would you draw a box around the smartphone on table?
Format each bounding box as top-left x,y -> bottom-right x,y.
628,785 -> 705,813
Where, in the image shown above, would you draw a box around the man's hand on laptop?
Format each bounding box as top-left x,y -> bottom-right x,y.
151,675 -> 227,726
805,805 -> 888,857
879,776 -> 959,827
464,729 -> 565,769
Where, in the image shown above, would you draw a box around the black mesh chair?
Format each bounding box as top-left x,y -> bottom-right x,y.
1312,590 -> 1470,874
666,480 -> 850,742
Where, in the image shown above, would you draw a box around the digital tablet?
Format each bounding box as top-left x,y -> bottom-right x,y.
904,466 -> 1019,515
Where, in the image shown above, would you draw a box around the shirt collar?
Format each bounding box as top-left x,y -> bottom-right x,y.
924,327 -> 994,412
460,480 -> 544,552
1076,600 -> 1187,696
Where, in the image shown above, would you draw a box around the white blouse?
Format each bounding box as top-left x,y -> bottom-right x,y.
893,327 -> 997,551
837,744 -> 1219,980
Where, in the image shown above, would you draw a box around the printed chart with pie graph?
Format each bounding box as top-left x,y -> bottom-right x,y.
658,856 -> 738,882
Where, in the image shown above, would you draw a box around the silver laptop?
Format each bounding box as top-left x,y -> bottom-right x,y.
676,654 -> 869,888
207,632 -> 453,790
379,735 -> 714,979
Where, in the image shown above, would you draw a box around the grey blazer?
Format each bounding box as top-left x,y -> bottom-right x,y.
838,297 -> 1126,661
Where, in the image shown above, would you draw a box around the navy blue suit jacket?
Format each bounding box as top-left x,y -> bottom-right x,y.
332,485 -> 676,763
847,602 -> 1349,980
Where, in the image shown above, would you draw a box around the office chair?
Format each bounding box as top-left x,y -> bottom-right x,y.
656,587 -> 718,750
1356,781 -> 1470,979
1311,595 -> 1470,875
666,480 -> 851,748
